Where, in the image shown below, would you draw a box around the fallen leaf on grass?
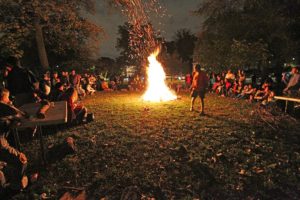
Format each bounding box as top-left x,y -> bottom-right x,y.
89,135 -> 97,144
252,166 -> 264,174
40,193 -> 48,199
103,142 -> 116,147
267,163 -> 277,169
216,153 -> 223,157
211,156 -> 217,163
245,148 -> 251,154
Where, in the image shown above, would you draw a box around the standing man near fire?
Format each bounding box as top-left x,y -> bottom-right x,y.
190,64 -> 209,116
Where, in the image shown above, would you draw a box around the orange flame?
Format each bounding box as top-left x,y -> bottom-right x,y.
142,49 -> 177,102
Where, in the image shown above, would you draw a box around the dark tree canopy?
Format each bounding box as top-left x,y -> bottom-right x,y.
173,29 -> 197,64
194,0 -> 300,74
0,0 -> 103,70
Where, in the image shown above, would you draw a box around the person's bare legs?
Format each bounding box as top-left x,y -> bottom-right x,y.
190,97 -> 196,111
199,97 -> 205,115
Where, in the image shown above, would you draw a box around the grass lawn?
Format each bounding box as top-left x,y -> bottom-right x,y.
15,92 -> 300,199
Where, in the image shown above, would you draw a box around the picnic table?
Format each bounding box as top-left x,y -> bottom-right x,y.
13,101 -> 67,163
274,96 -> 300,112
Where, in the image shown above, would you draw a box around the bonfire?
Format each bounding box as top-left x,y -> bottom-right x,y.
142,49 -> 177,102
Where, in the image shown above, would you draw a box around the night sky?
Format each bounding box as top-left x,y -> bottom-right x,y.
93,0 -> 202,58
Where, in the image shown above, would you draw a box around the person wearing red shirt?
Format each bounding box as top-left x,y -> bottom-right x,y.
59,88 -> 87,124
190,64 -> 209,115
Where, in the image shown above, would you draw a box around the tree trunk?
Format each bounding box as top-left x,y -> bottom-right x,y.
34,20 -> 49,70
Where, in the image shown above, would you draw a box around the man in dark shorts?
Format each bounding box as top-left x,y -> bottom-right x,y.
190,64 -> 209,116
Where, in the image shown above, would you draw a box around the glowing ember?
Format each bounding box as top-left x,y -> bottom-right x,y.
114,0 -> 166,60
142,49 -> 177,102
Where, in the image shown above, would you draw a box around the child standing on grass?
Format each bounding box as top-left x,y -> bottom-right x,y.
190,64 -> 209,116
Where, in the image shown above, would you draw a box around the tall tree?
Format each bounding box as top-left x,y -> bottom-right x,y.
0,0 -> 102,70
173,29 -> 197,64
116,23 -> 137,66
94,57 -> 123,76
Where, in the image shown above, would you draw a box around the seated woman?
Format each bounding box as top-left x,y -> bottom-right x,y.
101,81 -> 109,90
59,88 -> 87,124
212,75 -> 221,93
261,90 -> 275,106
77,84 -> 86,98
86,84 -> 96,95
229,80 -> 239,97
101,80 -> 111,91
243,84 -> 256,100
254,86 -> 274,103
85,76 -> 96,95
236,85 -> 249,99
225,79 -> 232,96
0,131 -> 28,194
110,80 -> 118,91
217,80 -> 226,96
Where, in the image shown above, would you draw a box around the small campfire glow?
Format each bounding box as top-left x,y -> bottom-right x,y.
142,49 -> 177,102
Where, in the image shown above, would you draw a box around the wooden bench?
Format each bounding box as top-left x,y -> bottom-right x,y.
274,96 -> 300,112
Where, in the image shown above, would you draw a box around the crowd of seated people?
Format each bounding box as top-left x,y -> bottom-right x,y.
34,70 -> 123,101
0,58 -> 102,196
0,58 -> 129,124
209,66 -> 300,106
